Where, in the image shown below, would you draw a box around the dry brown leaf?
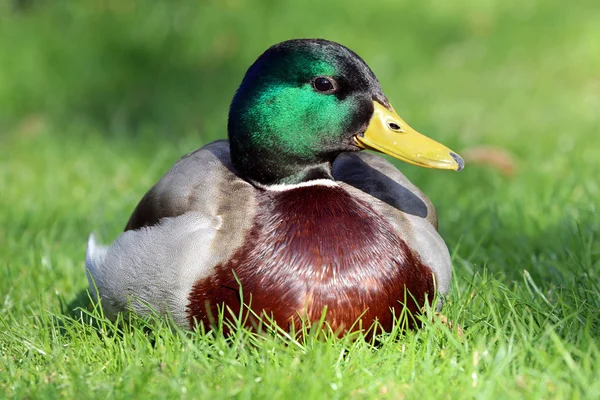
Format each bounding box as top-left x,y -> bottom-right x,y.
461,146 -> 517,176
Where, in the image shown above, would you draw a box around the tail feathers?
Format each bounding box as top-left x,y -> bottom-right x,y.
85,233 -> 109,301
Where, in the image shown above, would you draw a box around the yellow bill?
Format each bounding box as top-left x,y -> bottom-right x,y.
355,102 -> 464,171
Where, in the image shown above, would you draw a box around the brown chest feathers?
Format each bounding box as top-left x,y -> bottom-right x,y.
187,184 -> 435,335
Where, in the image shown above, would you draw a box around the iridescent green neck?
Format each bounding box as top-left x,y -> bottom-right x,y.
228,56 -> 355,185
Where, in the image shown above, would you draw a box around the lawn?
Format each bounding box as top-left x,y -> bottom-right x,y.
1,0 -> 599,398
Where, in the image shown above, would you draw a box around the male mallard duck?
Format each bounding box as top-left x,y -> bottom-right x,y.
86,39 -> 463,334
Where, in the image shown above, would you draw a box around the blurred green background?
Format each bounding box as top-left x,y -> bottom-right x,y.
1,0 -> 600,397
2,0 -> 598,138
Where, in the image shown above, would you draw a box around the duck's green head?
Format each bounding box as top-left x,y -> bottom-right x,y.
228,39 -> 463,186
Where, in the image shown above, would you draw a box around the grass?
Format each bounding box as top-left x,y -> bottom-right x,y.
1,0 -> 600,398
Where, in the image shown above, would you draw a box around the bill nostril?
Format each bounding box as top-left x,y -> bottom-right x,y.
387,122 -> 401,131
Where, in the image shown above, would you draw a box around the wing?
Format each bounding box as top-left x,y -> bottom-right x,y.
332,151 -> 438,229
125,140 -> 253,231
88,140 -> 258,326
87,212 -> 222,325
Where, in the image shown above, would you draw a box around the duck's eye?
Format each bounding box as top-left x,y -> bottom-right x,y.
313,77 -> 334,93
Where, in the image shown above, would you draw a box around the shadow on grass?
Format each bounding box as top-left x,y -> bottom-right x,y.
55,289 -> 103,335
60,289 -> 92,319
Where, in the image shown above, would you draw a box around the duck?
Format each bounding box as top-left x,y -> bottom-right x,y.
86,39 -> 464,335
